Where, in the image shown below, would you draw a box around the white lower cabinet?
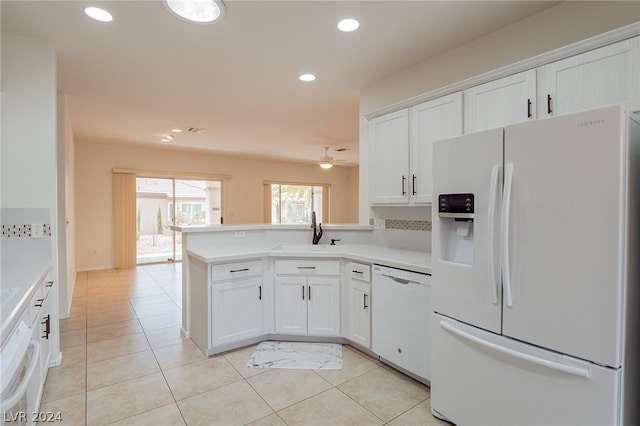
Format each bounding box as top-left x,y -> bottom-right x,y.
348,262 -> 372,349
39,279 -> 53,382
188,258 -> 265,353
274,259 -> 340,336
210,277 -> 262,347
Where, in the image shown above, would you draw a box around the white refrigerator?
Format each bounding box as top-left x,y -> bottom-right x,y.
431,105 -> 640,425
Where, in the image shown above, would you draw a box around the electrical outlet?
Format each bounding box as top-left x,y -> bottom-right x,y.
373,218 -> 386,230
234,231 -> 245,238
31,223 -> 44,239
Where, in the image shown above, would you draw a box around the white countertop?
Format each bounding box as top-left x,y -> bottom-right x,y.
172,223 -> 374,233
187,243 -> 431,274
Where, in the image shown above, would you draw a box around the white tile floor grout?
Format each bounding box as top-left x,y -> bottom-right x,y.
43,263 -> 447,425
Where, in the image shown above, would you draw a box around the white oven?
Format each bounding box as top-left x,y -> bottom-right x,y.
1,312 -> 41,426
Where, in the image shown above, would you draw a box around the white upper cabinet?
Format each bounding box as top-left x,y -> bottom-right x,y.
369,93 -> 462,206
410,93 -> 463,204
537,37 -> 640,118
464,69 -> 537,133
369,109 -> 410,205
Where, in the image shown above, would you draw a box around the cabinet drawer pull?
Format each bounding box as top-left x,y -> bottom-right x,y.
547,94 -> 553,114
42,314 -> 51,339
527,98 -> 532,118
229,268 -> 250,273
352,270 -> 363,274
297,266 -> 316,270
34,298 -> 44,308
46,281 -> 54,288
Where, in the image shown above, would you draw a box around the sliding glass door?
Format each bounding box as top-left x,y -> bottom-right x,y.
136,177 -> 221,264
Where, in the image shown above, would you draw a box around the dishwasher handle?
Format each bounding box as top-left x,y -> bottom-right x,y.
380,274 -> 412,285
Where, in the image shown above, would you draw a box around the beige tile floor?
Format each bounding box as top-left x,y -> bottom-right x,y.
44,263 -> 449,426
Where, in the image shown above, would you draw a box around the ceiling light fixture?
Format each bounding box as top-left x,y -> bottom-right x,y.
337,18 -> 359,32
171,129 -> 182,133
319,146 -> 334,169
299,74 -> 316,82
166,134 -> 175,140
164,0 -> 225,24
161,138 -> 171,142
84,6 -> 113,22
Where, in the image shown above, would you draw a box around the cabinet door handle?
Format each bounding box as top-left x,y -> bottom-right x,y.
547,94 -> 553,114
42,314 -> 51,339
527,99 -> 532,118
258,285 -> 262,300
230,268 -> 249,273
401,176 -> 406,196
412,174 -> 417,196
308,285 -> 311,301
363,293 -> 368,309
46,281 -> 54,288
302,285 -> 305,300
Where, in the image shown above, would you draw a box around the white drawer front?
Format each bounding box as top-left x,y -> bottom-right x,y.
29,284 -> 44,327
211,259 -> 263,282
275,259 -> 340,276
347,262 -> 371,282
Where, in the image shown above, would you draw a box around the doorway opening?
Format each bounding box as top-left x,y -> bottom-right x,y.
136,177 -> 222,264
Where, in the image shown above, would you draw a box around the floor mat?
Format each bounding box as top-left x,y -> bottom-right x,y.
247,341 -> 343,370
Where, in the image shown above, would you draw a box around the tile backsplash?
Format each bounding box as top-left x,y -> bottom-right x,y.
369,218 -> 432,231
1,208 -> 53,263
1,224 -> 52,238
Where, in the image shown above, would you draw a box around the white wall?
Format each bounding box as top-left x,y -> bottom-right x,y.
1,31 -> 58,282
57,93 -> 76,318
359,2 -> 640,222
1,31 -> 57,209
1,30 -> 61,359
75,140 -> 359,271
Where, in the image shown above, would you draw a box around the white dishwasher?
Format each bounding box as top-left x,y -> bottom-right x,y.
372,264 -> 431,382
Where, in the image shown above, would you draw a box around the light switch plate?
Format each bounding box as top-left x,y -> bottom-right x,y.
31,223 -> 44,239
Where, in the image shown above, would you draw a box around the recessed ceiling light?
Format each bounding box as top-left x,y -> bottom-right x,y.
164,0 -> 225,24
84,6 -> 113,22
171,128 -> 182,133
299,74 -> 316,82
161,138 -> 171,142
166,134 -> 175,140
337,18 -> 359,32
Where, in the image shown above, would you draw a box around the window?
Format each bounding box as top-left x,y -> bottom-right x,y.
266,183 -> 329,224
180,202 -> 204,223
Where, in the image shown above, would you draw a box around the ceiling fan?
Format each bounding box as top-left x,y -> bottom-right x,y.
319,146 -> 335,169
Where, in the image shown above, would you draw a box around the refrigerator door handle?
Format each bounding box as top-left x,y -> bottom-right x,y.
488,165 -> 500,305
502,163 -> 514,307
440,321 -> 591,379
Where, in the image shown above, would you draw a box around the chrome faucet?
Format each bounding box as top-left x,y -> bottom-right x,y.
311,211 -> 323,245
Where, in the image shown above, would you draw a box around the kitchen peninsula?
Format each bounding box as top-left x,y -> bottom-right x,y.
173,223 -> 432,382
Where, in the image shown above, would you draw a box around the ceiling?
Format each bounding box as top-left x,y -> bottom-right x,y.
1,1 -> 559,166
